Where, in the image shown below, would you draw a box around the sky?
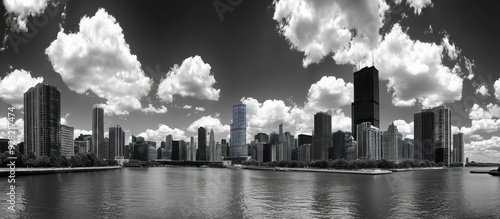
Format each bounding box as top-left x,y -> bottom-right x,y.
0,0 -> 500,162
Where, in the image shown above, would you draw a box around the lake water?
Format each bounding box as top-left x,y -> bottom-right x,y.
1,167 -> 499,218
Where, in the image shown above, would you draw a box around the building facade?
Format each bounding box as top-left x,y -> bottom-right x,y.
109,125 -> 125,159
92,105 -> 104,159
382,123 -> 403,162
453,133 -> 464,164
60,125 -> 74,157
351,66 -> 380,138
24,83 -> 61,157
331,130 -> 346,160
197,127 -> 207,161
357,122 -> 382,160
230,104 -> 247,156
312,112 -> 332,160
414,111 -> 435,161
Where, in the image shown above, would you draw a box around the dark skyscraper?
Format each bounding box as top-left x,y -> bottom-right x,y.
92,105 -> 104,159
414,111 -> 435,161
109,125 -> 125,159
298,134 -> 312,147
453,133 -> 464,164
351,66 -> 380,138
24,83 -> 61,157
331,130 -> 346,160
313,112 -> 332,160
197,127 -> 207,161
255,133 -> 269,143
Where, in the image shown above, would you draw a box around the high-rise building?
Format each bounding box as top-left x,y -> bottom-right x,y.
221,139 -> 228,157
24,83 -> 61,157
60,125 -> 74,157
109,125 -> 125,159
357,122 -> 382,160
254,133 -> 269,143
277,123 -> 284,161
346,136 -> 357,160
351,66 -> 380,138
414,111 -> 434,161
298,144 -> 311,162
298,134 -> 312,148
429,105 -> 452,165
103,137 -> 109,159
403,138 -> 414,160
209,129 -> 215,161
190,136 -> 196,161
215,142 -> 222,161
197,127 -> 207,161
453,133 -> 464,164
382,123 -> 403,162
284,131 -> 294,161
230,104 -> 247,156
263,143 -> 276,163
331,130 -> 346,160
165,134 -> 173,159
312,112 -> 332,160
92,105 -> 104,159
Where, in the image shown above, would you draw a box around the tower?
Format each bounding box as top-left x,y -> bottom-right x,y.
351,66 -> 380,138
197,127 -> 207,161
24,83 -> 61,157
312,112 -> 332,160
229,104 -> 247,156
92,105 -> 104,159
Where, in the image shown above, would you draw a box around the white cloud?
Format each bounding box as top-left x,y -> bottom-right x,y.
0,69 -> 43,108
475,85 -> 489,96
74,129 -> 91,138
375,24 -> 463,108
183,105 -> 192,109
494,78 -> 500,100
273,0 -> 389,67
442,35 -> 459,60
305,76 -> 353,112
465,136 -> 500,163
195,107 -> 205,112
0,117 -> 23,143
60,113 -> 69,125
187,115 -> 230,136
45,8 -> 152,116
3,0 -> 49,32
392,119 -> 414,139
157,55 -> 220,103
405,0 -> 433,15
137,124 -> 186,142
141,104 -> 168,114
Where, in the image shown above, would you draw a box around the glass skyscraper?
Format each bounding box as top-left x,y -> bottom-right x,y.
92,105 -> 104,159
24,83 -> 61,157
352,66 -> 380,138
230,104 -> 247,156
313,112 -> 332,160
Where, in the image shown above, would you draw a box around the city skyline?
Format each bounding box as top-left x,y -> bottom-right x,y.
1,1 -> 500,162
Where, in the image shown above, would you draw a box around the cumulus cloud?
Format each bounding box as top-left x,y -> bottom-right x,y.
137,124 -> 186,142
195,107 -> 205,112
0,117 -> 23,143
453,104 -> 500,142
141,104 -> 168,114
183,105 -> 192,109
375,24 -> 463,108
74,129 -> 91,138
305,76 -> 353,112
273,0 -> 389,67
392,119 -> 414,139
442,35 -> 459,60
157,56 -> 220,103
405,0 -> 433,15
60,113 -> 69,125
3,0 -> 50,32
45,8 -> 152,116
187,115 -> 230,136
494,78 -> 500,100
466,136 -> 500,163
475,85 -> 489,96
0,69 -> 43,108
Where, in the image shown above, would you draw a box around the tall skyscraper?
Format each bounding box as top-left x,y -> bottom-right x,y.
403,138 -> 414,160
230,104 -> 247,156
197,127 -> 207,161
109,125 -> 125,159
414,111 -> 434,161
357,122 -> 382,160
60,125 -> 74,157
209,129 -> 215,161
92,105 -> 104,159
190,136 -> 196,161
331,130 -> 346,160
382,123 -> 403,162
278,123 -> 284,161
312,112 -> 332,160
352,66 -> 380,138
284,131 -> 294,161
165,134 -> 173,159
453,133 -> 464,164
298,134 -> 312,147
430,105 -> 452,165
24,83 -> 61,157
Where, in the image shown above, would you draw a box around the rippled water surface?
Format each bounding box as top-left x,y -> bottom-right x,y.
1,167 -> 499,218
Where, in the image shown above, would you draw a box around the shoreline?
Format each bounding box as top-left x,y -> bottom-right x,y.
241,166 -> 448,175
0,166 -> 122,177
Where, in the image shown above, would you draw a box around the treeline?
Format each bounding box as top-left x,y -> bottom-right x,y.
242,159 -> 464,169
0,150 -> 119,168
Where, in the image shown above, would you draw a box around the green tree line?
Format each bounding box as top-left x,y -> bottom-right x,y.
0,150 -> 118,168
